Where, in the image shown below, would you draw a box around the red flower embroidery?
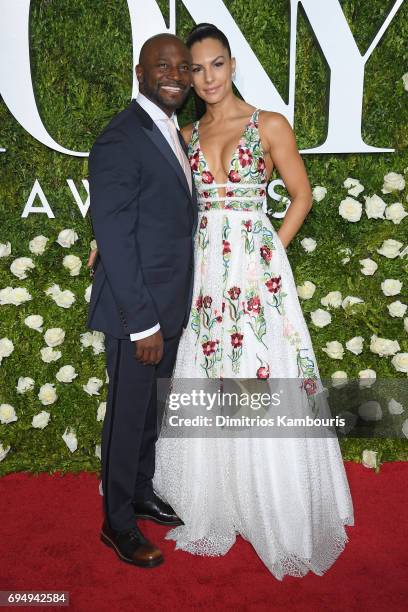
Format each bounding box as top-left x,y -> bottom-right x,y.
200,216 -> 208,229
230,332 -> 244,348
202,340 -> 218,356
243,220 -> 252,232
202,170 -> 214,184
223,240 -> 231,255
265,276 -> 281,293
238,148 -> 253,168
195,295 -> 203,311
257,366 -> 270,379
204,201 -> 211,210
228,170 -> 241,183
190,151 -> 199,171
247,296 -> 261,315
302,378 -> 317,396
228,286 -> 241,300
258,158 -> 266,172
226,190 -> 234,198
203,295 -> 212,308
260,246 -> 272,263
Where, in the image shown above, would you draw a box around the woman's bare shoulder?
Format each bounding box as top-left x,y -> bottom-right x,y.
258,111 -> 296,148
180,122 -> 194,146
259,110 -> 291,131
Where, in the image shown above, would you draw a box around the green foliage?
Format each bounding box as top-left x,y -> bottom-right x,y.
0,0 -> 407,475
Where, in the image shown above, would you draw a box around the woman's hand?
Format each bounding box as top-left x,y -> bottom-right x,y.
87,248 -> 98,270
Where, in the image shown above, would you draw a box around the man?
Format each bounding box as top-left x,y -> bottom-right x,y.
87,33 -> 197,568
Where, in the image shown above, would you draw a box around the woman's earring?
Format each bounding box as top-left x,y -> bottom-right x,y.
232,70 -> 236,81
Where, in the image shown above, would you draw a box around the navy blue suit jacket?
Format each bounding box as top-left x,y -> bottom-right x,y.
87,100 -> 198,340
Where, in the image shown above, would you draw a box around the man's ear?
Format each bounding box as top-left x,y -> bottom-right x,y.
135,64 -> 143,84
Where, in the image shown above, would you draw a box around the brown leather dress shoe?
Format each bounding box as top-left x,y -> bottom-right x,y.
100,520 -> 163,568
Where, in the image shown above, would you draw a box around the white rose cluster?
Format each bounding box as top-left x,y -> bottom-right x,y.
0,242 -> 11,257
24,314 -> 44,332
38,383 -> 58,405
16,377 -> 35,394
56,365 -> 77,383
0,287 -> 32,305
29,235 -> 48,255
63,254 -> 82,276
80,331 -> 105,354
0,404 -> 17,424
57,229 -> 79,248
83,377 -> 103,396
45,284 -> 76,308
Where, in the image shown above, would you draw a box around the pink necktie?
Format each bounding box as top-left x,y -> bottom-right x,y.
160,117 -> 192,194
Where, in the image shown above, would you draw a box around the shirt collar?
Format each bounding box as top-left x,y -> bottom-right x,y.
136,92 -> 174,122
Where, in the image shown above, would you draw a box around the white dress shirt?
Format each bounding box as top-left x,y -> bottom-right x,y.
129,93 -> 179,342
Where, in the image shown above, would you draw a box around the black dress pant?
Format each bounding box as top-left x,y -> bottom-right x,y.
101,332 -> 181,531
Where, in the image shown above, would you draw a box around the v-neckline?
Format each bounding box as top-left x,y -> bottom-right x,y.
196,108 -> 258,187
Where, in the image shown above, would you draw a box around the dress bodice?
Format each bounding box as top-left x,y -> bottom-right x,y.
188,108 -> 268,212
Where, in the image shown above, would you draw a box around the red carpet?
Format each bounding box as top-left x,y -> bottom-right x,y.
1,462 -> 407,611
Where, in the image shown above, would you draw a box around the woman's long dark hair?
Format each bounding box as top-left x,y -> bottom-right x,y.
186,23 -> 232,120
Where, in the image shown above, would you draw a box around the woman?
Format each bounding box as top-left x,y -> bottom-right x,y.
152,24 -> 354,580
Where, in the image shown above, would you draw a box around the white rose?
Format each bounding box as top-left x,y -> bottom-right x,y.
361,450 -> 378,469
388,301 -> 407,318
338,197 -> 362,222
388,399 -> 404,415
44,327 -> 65,347
63,254 -> 82,277
370,334 -> 400,357
0,404 -> 17,424
377,239 -> 403,258
0,242 -> 11,257
359,401 -> 382,422
24,314 -> 44,332
345,336 -> 364,355
331,371 -> 348,388
32,411 -> 50,429
29,235 -> 48,255
0,337 -> 14,364
16,377 -> 35,394
391,353 -> 408,374
300,237 -> 316,252
62,428 -> 78,453
382,172 -> 405,194
311,308 -> 331,328
296,281 -> 316,300
45,284 -> 61,298
402,73 -> 408,91
38,383 -> 58,405
402,419 -> 408,439
364,194 -> 386,219
381,279 -> 402,296
359,258 -> 378,276
312,186 -> 327,202
11,287 -> 32,305
342,295 -> 364,310
0,287 -> 32,306
56,229 -> 78,248
80,331 -> 93,349
40,347 -> 62,363
0,443 -> 11,462
343,177 -> 364,197
322,341 -> 344,359
321,291 -> 342,308
56,365 -> 77,383
10,257 -> 35,280
80,331 -> 105,355
97,402 -> 106,421
95,444 -> 101,460
358,369 -> 377,388
90,239 -> 97,251
385,202 -> 408,224
84,284 -> 92,303
83,377 -> 103,396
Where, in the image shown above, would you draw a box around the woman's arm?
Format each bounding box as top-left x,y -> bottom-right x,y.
259,112 -> 312,249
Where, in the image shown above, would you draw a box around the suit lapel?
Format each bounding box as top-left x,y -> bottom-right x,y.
142,123 -> 192,198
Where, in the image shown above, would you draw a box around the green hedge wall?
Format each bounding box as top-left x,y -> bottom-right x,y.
0,0 -> 407,475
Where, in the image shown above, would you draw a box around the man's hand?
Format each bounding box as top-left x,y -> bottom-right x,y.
134,330 -> 164,365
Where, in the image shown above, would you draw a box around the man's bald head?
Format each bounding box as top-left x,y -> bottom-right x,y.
136,33 -> 192,116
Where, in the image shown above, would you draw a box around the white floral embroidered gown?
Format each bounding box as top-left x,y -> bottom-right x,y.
153,109 -> 354,579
